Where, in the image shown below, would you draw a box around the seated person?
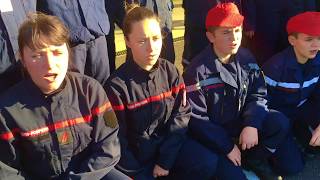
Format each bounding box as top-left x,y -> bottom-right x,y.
263,12 -> 320,153
182,3 -> 304,180
104,5 -> 191,180
0,13 -> 128,180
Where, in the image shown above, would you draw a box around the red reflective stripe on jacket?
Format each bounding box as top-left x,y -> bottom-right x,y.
127,83 -> 185,110
0,132 -> 14,141
0,102 -> 109,140
112,104 -> 125,111
0,128 -> 20,141
91,102 -> 111,115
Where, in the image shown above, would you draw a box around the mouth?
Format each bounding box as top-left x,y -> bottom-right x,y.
230,43 -> 238,48
147,54 -> 157,60
44,73 -> 58,82
310,50 -> 318,55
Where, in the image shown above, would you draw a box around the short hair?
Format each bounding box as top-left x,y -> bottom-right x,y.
122,4 -> 160,39
207,26 -> 219,33
288,32 -> 299,38
18,13 -> 70,55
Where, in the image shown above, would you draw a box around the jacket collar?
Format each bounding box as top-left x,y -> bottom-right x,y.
285,46 -> 320,81
204,45 -> 240,89
126,58 -> 160,80
26,74 -> 71,103
286,46 -> 320,69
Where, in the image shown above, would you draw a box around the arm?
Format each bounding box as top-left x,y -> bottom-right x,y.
183,70 -> 234,155
156,69 -> 191,170
242,65 -> 268,130
68,82 -> 120,179
105,81 -> 142,176
0,112 -> 25,179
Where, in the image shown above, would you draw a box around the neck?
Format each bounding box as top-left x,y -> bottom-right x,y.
293,48 -> 308,64
213,47 -> 231,64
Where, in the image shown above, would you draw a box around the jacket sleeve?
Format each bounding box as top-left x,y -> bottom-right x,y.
68,82 -> 121,179
156,69 -> 191,170
0,111 -> 26,179
242,65 -> 268,130
105,80 -> 143,176
183,70 -> 234,155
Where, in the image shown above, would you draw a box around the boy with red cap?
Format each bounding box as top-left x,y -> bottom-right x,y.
179,3 -> 304,179
263,12 -> 320,155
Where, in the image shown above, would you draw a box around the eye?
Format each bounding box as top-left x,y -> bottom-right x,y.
222,29 -> 232,35
305,37 -> 313,42
153,36 -> 161,41
53,50 -> 63,56
138,40 -> 146,44
31,53 -> 42,59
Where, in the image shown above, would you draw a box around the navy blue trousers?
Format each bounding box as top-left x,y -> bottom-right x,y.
69,36 -> 110,86
172,110 -> 303,179
103,168 -> 131,180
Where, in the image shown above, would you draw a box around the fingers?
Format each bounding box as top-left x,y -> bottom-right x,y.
182,90 -> 187,107
310,134 -> 320,146
241,142 -> 247,150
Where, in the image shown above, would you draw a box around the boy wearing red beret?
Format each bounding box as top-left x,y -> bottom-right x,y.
179,3 -> 304,179
263,12 -> 320,156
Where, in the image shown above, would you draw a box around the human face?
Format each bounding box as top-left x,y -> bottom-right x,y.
125,18 -> 162,71
21,42 -> 69,94
206,26 -> 242,61
289,33 -> 320,64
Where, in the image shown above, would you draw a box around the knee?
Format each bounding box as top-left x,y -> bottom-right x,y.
275,159 -> 304,176
193,154 -> 218,179
267,110 -> 290,135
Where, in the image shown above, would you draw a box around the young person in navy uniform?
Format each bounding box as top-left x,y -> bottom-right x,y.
263,12 -> 320,155
243,0 -> 316,66
0,13 -> 128,180
105,5 -> 191,180
182,3 -> 304,179
182,0 -> 243,70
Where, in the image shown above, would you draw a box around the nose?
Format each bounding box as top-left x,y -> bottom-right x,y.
230,31 -> 237,41
42,51 -> 55,69
146,39 -> 155,53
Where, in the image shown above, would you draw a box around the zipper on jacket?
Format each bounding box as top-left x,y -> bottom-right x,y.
221,89 -> 226,116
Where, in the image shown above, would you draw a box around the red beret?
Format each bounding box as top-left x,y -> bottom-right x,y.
287,12 -> 320,36
205,3 -> 244,29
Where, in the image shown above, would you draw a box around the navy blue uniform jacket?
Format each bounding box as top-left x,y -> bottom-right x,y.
183,45 -> 268,154
0,72 -> 120,179
263,47 -> 320,118
105,59 -> 191,175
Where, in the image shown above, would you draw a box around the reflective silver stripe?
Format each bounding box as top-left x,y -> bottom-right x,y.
186,77 -> 222,92
248,63 -> 260,70
265,76 -> 319,89
264,76 -> 278,87
278,82 -> 300,89
303,77 -> 319,88
297,99 -> 307,107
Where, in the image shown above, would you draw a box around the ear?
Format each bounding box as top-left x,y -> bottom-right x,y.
288,35 -> 296,46
125,37 -> 132,49
206,31 -> 215,44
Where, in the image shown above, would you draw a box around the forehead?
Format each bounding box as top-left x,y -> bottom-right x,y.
296,33 -> 320,39
129,18 -> 161,37
23,43 -> 67,53
216,26 -> 242,31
